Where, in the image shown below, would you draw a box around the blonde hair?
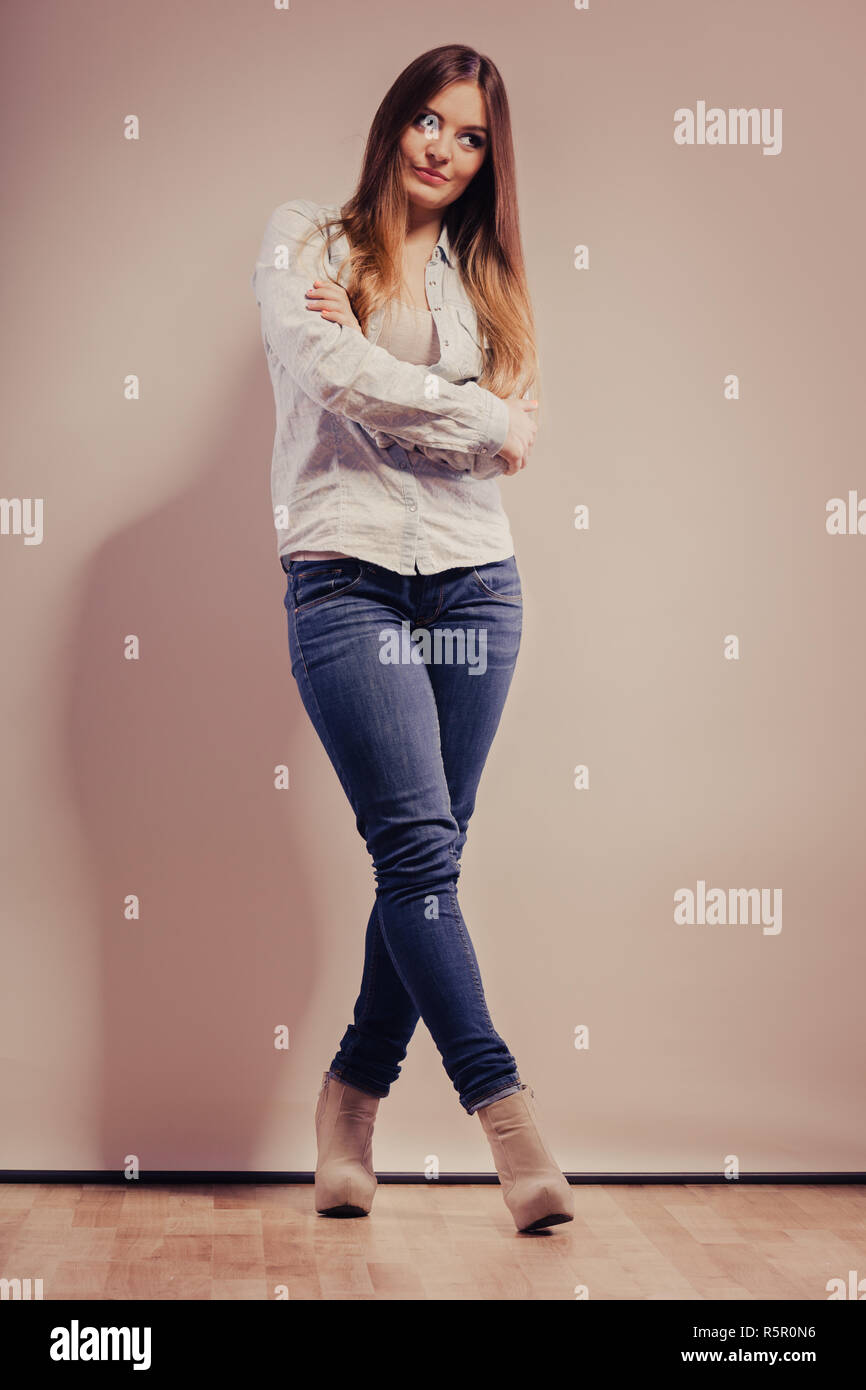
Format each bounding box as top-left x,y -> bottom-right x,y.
297,43 -> 539,404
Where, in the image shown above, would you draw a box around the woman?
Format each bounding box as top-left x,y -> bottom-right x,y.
251,43 -> 573,1233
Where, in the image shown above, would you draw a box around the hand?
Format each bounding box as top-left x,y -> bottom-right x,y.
305,280 -> 362,332
495,397 -> 538,475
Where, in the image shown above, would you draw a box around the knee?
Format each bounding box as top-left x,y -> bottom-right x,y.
367,813 -> 460,890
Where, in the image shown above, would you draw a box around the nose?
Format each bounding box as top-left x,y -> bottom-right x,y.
420,121 -> 452,162
421,145 -> 450,167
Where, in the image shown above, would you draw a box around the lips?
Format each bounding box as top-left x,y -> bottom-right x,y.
413,166 -> 448,184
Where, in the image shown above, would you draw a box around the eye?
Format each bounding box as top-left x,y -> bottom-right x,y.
415,112 -> 440,139
412,112 -> 486,150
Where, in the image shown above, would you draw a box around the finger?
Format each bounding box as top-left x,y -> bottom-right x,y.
306,299 -> 346,315
307,280 -> 348,297
305,304 -> 345,323
306,287 -> 344,303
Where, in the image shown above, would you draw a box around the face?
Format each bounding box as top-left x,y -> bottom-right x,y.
399,80 -> 489,211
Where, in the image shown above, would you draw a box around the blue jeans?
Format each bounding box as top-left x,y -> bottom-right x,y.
281,554 -> 525,1115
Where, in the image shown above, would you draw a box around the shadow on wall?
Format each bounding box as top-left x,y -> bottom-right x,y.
63,352 -> 369,1172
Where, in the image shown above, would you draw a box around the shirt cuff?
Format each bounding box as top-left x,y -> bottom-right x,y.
479,392 -> 510,457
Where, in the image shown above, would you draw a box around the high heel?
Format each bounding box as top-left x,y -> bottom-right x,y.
314,1071 -> 380,1216
477,1083 -> 574,1232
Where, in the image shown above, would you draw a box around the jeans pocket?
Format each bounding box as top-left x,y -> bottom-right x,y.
292,558 -> 364,613
470,557 -> 522,604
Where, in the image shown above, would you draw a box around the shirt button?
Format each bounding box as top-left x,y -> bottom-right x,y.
407,501 -> 417,511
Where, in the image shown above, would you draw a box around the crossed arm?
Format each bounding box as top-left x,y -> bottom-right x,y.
251,200 -> 514,480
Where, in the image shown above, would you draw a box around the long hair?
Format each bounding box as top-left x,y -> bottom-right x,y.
299,44 -> 538,401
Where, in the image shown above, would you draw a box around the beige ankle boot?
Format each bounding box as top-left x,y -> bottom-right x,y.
314,1071 -> 380,1216
477,1083 -> 574,1232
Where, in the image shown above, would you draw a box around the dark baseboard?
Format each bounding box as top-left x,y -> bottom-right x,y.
1,1170 -> 864,1184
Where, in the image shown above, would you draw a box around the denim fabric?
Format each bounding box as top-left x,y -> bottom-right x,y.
251,199 -> 528,575
283,553 -> 525,1114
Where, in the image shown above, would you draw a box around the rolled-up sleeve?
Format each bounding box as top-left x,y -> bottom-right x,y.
373,435 -> 509,480
363,400 -> 510,479
251,200 -> 510,459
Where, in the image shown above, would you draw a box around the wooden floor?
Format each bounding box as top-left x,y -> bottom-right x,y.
1,1181 -> 863,1300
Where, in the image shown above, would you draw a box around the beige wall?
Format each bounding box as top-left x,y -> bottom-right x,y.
1,0 -> 863,1177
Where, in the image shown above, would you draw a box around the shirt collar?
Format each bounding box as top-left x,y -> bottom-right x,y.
434,221 -> 453,266
325,204 -> 453,266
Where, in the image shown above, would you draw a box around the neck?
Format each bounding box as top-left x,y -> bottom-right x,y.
405,205 -> 442,254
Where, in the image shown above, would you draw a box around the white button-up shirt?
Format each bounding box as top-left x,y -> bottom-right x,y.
250,199 -> 517,575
